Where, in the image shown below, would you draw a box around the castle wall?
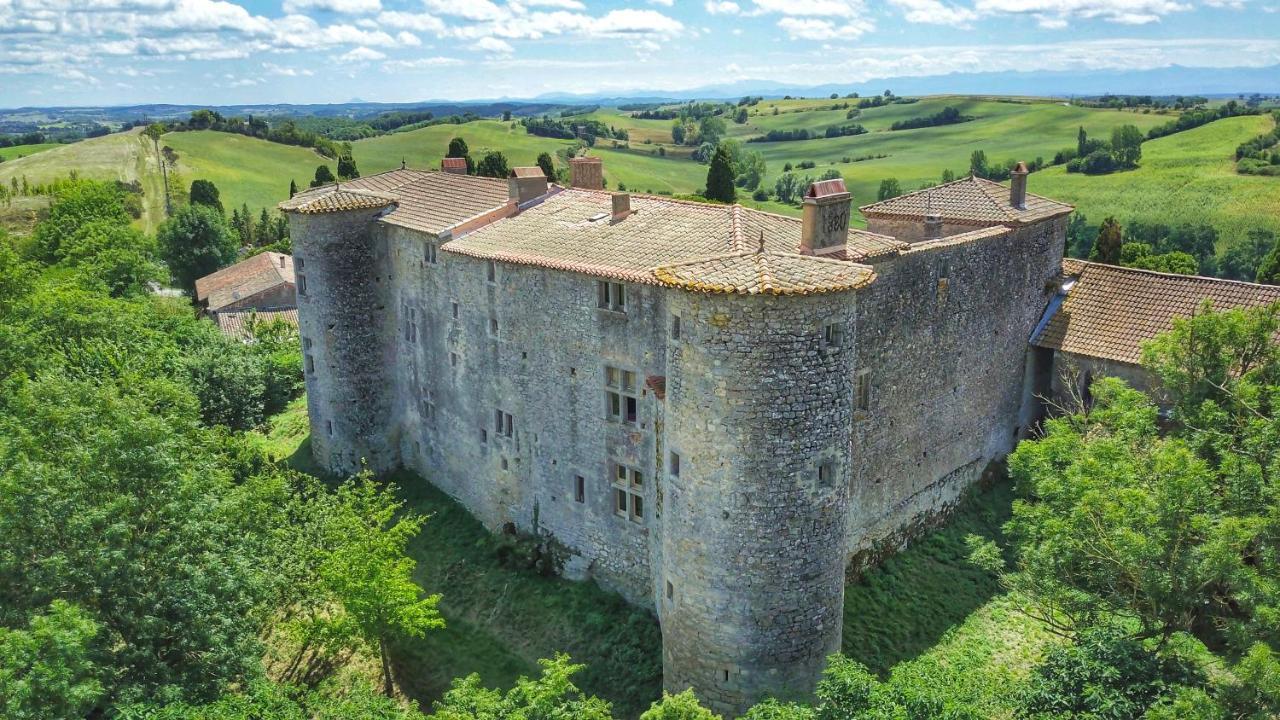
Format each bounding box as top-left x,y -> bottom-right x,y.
660,290 -> 856,716
291,208 -> 399,475
381,224 -> 670,606
848,218 -> 1065,557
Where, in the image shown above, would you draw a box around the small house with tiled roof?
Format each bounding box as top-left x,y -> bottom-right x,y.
194,251 -> 296,318
1032,260 -> 1280,401
283,157 -> 1069,715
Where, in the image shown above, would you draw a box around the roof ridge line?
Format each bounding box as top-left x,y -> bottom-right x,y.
1075,259 -> 1280,289
730,204 -> 743,253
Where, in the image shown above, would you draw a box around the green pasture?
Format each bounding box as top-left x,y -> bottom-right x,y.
0,142 -> 60,161
163,130 -> 324,220
352,120 -> 577,174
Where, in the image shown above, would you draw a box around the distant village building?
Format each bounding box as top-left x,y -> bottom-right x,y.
215,307 -> 300,342
283,159 -> 1080,715
194,251 -> 298,338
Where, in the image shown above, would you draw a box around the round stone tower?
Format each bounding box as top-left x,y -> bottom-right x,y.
284,189 -> 400,475
659,288 -> 857,715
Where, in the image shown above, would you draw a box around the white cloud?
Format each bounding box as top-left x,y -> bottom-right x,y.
422,0 -> 506,21
282,0 -> 380,15
777,16 -> 873,39
751,0 -> 866,17
381,55 -> 464,71
705,1 -> 741,14
475,35 -> 514,56
974,0 -> 1193,27
263,61 -> 314,76
596,8 -> 685,36
649,0 -> 675,6
889,0 -> 978,25
375,10 -> 444,32
338,45 -> 385,61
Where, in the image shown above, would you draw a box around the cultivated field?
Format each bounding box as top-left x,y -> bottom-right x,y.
0,142 -> 60,161
163,130 -> 325,219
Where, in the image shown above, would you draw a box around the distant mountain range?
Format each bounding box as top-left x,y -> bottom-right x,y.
3,64 -> 1277,116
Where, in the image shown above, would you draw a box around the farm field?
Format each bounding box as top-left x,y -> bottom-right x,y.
0,142 -> 60,161
259,396 -> 1050,718
352,120 -> 578,175
1035,113 -> 1280,246
163,130 -> 324,219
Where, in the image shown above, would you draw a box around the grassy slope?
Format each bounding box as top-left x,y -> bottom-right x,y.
0,142 -> 60,161
352,120 -> 578,175
259,397 -> 1054,718
1035,114 -> 1280,246
163,130 -> 325,220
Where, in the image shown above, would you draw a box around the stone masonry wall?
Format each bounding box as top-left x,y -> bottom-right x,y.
848,218 -> 1065,556
660,290 -> 856,716
292,208 -> 399,475
865,216 -> 990,243
381,223 -> 670,606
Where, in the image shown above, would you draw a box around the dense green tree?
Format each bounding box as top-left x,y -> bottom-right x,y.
446,137 -> 474,174
31,181 -> 131,262
969,150 -> 989,178
1077,126 -> 1088,156
941,168 -> 956,183
157,203 -> 238,293
189,179 -> 224,212
698,115 -> 727,146
183,333 -> 271,430
0,601 -> 105,720
1111,124 -> 1145,168
774,172 -> 808,205
336,153 -> 360,180
640,690 -> 721,719
536,151 -> 556,180
1119,242 -> 1197,275
1088,216 -> 1123,264
310,165 -> 336,188
877,178 -> 903,201
475,151 -> 509,179
704,144 -> 736,203
433,655 -> 612,719
1217,228 -> 1276,281
289,179 -> 298,198
1255,230 -> 1280,284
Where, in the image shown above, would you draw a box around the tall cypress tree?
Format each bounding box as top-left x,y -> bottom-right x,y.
705,144 -> 736,203
1090,216 -> 1124,265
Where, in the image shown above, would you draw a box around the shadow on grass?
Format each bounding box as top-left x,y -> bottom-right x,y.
842,479 -> 1015,676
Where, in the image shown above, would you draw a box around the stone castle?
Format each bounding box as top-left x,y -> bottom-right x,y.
281,157 -> 1073,715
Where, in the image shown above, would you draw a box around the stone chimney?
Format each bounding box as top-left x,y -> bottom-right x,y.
800,178 -> 852,253
612,192 -> 632,222
1010,161 -> 1029,210
924,214 -> 943,240
569,156 -> 604,190
279,254 -> 286,268
441,157 -> 468,175
508,167 -> 548,205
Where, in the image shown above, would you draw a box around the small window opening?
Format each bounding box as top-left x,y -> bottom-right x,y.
605,366 -> 639,425
422,391 -> 436,423
669,451 -> 681,478
612,463 -> 644,524
856,371 -> 870,412
818,461 -> 835,489
495,410 -> 513,438
451,301 -> 459,320
480,428 -> 488,444
489,315 -> 499,337
305,354 -> 315,374
486,260 -> 496,283
671,314 -> 681,339
425,242 -> 438,265
325,419 -> 333,437
722,670 -> 730,683
574,475 -> 585,503
450,352 -> 459,368
596,280 -> 627,312
501,457 -> 509,470
823,321 -> 844,349
666,580 -> 674,601
297,273 -> 307,297
296,257 -> 304,270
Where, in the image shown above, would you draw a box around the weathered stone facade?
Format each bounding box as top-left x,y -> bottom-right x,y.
288,169 -> 1068,716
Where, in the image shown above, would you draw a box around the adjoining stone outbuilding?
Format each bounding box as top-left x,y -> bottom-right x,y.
282,162 -> 1073,715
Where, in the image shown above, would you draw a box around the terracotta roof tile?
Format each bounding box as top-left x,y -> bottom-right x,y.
279,188 -> 395,214
441,157 -> 467,170
654,250 -> 874,295
860,176 -> 1072,226
1033,261 -> 1280,364
280,169 -> 512,236
215,307 -> 299,341
195,252 -> 294,312
510,167 -> 545,178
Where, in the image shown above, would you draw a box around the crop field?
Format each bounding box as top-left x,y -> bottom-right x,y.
0,142 -> 60,161
1035,113 -> 1280,246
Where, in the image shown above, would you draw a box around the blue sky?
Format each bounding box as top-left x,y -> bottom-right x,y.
1,0 -> 1278,107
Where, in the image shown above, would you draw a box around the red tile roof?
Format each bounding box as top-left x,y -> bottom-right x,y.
195,252 -> 294,312
215,308 -> 299,341
860,175 -> 1072,226
1034,260 -> 1280,364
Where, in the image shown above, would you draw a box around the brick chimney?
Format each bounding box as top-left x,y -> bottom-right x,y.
800,178 -> 852,253
612,192 -> 631,222
508,167 -> 548,205
1010,161 -> 1028,210
442,157 -> 468,175
569,156 -> 603,190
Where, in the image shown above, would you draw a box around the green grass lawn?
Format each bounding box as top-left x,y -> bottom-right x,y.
257,396 -> 1054,718
352,120 -> 578,175
1035,114 -> 1280,247
0,142 -> 61,161
163,130 -> 325,222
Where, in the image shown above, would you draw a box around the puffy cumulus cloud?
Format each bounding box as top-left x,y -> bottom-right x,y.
381,55 -> 464,71
282,0 -> 380,15
776,16 -> 873,39
337,45 -> 385,61
375,10 -> 444,32
705,1 -> 741,14
475,35 -> 514,56
974,0 -> 1193,27
595,8 -> 684,36
263,61 -> 314,76
422,0 -> 506,21
888,0 -> 978,25
750,0 -> 866,17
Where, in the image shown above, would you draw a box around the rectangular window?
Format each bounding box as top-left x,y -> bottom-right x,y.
604,366 -> 640,425
325,419 -> 333,437
296,257 -> 304,270
422,391 -> 435,422
596,280 -> 627,312
297,273 -> 307,297
669,451 -> 681,478
495,410 -> 513,438
856,371 -> 870,412
823,321 -> 844,349
480,428 -> 488,444
486,260 -> 496,283
671,314 -> 681,339
302,336 -> 312,351
425,242 -> 438,265
489,315 -> 499,338
818,461 -> 835,489
612,463 -> 645,524
405,306 -> 418,343
574,475 -> 585,503
451,301 -> 459,320
450,352 -> 459,368
666,580 -> 674,601
305,354 -> 315,374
